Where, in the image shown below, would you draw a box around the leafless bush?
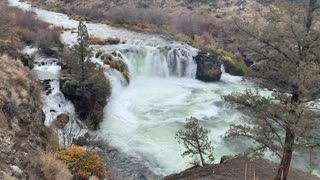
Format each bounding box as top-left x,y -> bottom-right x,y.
108,6 -> 168,26
143,8 -> 168,25
37,153 -> 73,180
69,6 -> 105,20
37,28 -> 62,50
108,6 -> 140,25
0,4 -> 61,49
16,28 -> 37,44
171,13 -> 215,36
15,11 -> 48,32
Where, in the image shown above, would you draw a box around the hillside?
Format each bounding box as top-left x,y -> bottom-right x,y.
0,54 -> 53,179
30,0 -> 265,17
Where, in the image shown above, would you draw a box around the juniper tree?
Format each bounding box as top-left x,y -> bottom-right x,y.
72,21 -> 94,82
61,21 -> 111,130
176,117 -> 215,166
224,1 -> 320,180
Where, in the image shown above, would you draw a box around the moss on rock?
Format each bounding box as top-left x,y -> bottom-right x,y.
212,48 -> 247,76
102,51 -> 130,84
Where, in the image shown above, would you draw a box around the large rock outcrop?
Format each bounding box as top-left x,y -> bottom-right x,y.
221,56 -> 245,76
194,53 -> 222,82
60,69 -> 111,130
101,50 -> 130,84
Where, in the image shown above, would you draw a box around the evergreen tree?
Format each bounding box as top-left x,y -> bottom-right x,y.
176,117 -> 215,166
225,1 -> 320,180
72,21 -> 93,82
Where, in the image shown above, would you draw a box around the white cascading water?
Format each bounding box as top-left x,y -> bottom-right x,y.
98,45 -> 249,175
9,0 -> 319,177
23,46 -> 87,146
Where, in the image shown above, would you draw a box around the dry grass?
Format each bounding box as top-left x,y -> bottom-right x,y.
0,0 -> 62,54
89,36 -> 107,45
36,153 -> 73,180
108,6 -> 168,26
0,54 -> 40,107
171,13 -> 215,36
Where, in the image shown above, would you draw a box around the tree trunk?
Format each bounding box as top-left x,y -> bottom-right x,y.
274,127 -> 295,180
80,42 -> 85,83
196,140 -> 206,166
199,150 -> 205,166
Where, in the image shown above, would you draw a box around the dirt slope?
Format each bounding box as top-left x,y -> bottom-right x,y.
165,155 -> 320,180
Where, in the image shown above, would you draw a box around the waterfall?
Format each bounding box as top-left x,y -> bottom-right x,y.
119,46 -> 197,78
9,0 -> 320,178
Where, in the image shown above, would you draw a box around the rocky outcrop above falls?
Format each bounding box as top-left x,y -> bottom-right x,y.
57,43 -> 112,130
101,50 -> 130,84
60,68 -> 111,130
194,53 -> 222,82
165,155 -> 320,180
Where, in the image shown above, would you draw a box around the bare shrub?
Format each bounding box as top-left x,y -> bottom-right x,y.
37,28 -> 62,50
108,6 -> 168,26
171,13 -> 215,36
143,8 -> 168,25
15,11 -> 48,32
69,6 -> 105,20
0,2 -> 61,50
16,28 -> 37,44
108,6 -> 140,25
38,153 -> 73,180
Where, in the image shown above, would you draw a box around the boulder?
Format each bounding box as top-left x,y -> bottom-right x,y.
60,76 -> 83,97
112,50 -> 124,59
100,53 -> 114,61
73,136 -> 88,146
41,47 -> 58,57
222,56 -> 245,76
194,53 -> 222,82
220,155 -> 232,164
53,114 -> 70,129
105,36 -> 120,45
102,51 -> 130,84
10,165 -> 23,178
60,71 -> 111,130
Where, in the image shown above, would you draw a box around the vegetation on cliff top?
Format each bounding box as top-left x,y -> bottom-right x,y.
60,21 -> 111,130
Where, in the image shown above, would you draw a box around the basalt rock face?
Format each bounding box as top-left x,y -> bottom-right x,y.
0,55 -> 51,179
194,53 -> 222,82
60,70 -> 111,130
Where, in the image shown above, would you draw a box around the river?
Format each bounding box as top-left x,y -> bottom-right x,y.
8,0 -> 318,178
